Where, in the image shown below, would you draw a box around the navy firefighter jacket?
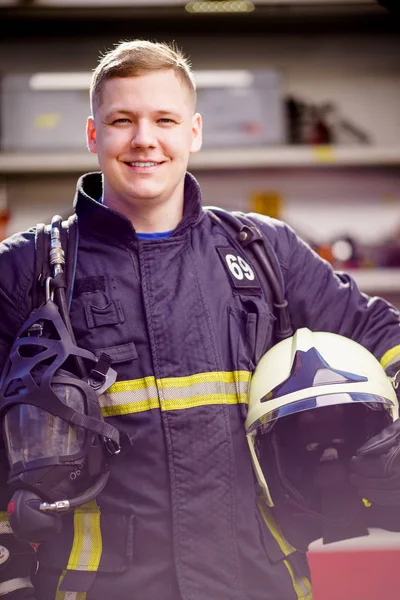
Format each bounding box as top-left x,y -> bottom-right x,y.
1,172 -> 400,600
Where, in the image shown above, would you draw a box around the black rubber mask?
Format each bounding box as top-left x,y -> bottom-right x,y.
0,299 -> 120,542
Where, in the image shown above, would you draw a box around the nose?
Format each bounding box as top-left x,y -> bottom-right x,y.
131,119 -> 156,148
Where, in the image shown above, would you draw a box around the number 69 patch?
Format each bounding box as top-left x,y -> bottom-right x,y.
217,247 -> 261,294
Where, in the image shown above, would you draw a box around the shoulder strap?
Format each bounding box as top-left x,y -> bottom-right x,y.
63,214 -> 79,312
206,207 -> 292,342
33,214 -> 78,311
33,222 -> 47,309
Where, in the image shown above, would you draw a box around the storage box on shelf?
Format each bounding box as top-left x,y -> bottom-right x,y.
0,69 -> 285,153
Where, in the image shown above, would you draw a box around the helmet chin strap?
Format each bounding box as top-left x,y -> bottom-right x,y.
313,460 -> 369,544
269,431 -> 369,545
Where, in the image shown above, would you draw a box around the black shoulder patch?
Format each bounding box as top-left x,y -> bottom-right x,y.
216,247 -> 261,295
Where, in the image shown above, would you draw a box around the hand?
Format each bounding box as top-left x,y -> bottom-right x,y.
0,532 -> 37,598
349,418 -> 400,506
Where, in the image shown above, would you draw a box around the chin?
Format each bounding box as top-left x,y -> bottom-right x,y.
126,187 -> 166,203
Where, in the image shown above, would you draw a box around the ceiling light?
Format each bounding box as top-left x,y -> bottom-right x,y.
30,72 -> 92,91
185,0 -> 255,13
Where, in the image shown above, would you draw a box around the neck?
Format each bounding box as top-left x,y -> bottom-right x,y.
129,201 -> 183,233
103,182 -> 185,233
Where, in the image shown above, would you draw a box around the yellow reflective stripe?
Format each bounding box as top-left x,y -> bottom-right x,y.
283,559 -> 313,600
100,375 -> 159,417
257,498 -> 295,556
257,500 -> 312,598
380,345 -> 400,369
101,371 -> 251,416
56,584 -> 87,600
56,503 -> 101,599
108,376 -> 156,393
158,371 -> 250,410
55,571 -> 70,600
56,573 -> 87,600
67,516 -> 84,570
101,397 -> 159,417
67,501 -> 102,571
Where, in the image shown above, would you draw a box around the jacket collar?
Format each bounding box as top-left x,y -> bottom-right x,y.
73,171 -> 204,242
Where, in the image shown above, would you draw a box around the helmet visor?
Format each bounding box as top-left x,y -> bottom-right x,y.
247,392 -> 395,435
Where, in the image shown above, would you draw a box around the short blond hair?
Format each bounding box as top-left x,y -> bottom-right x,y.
90,40 -> 196,114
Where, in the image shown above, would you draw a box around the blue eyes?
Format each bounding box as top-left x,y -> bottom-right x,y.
112,118 -> 175,125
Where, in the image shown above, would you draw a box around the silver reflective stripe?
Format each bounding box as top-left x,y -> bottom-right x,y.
161,379 -> 249,401
380,345 -> 400,370
0,578 -> 34,597
0,513 -> 12,536
384,354 -> 400,370
283,559 -> 313,600
0,522 -> 12,535
100,376 -> 159,416
66,502 -> 102,571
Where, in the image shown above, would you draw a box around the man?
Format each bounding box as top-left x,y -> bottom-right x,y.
1,39 -> 400,600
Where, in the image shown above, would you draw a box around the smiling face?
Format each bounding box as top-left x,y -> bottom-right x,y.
87,69 -> 202,222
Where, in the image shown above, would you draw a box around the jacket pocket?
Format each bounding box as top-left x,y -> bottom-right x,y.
94,342 -> 138,364
228,307 -> 257,373
37,507 -> 135,592
228,303 -> 274,372
85,300 -> 124,328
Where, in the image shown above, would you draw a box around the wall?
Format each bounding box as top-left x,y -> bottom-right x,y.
1,32 -> 400,232
1,13 -> 400,597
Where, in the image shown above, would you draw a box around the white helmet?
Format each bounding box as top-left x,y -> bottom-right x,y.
246,328 -> 399,546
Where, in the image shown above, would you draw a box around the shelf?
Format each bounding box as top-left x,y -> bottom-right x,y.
347,268 -> 400,294
0,0 -> 377,6
0,145 -> 399,174
190,145 -> 400,170
0,152 -> 99,174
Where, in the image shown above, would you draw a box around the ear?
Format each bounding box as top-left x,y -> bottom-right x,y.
86,116 -> 97,154
190,113 -> 202,154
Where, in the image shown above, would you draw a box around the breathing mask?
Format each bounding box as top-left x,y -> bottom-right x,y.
246,328 -> 399,548
0,217 -> 120,543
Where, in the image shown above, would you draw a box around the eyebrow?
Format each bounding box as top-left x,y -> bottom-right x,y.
104,108 -> 183,120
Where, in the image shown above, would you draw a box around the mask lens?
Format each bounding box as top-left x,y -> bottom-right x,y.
3,382 -> 87,466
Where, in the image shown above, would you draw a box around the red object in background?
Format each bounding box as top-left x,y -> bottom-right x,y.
308,548 -> 400,600
0,209 -> 10,241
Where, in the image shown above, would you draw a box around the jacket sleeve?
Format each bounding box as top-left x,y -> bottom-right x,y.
0,420 -> 38,600
0,233 -> 38,600
250,214 -> 400,368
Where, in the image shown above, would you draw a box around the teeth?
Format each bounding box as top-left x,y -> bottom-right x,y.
129,162 -> 158,167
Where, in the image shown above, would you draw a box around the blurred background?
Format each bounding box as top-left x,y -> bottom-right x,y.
0,2 -> 399,596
